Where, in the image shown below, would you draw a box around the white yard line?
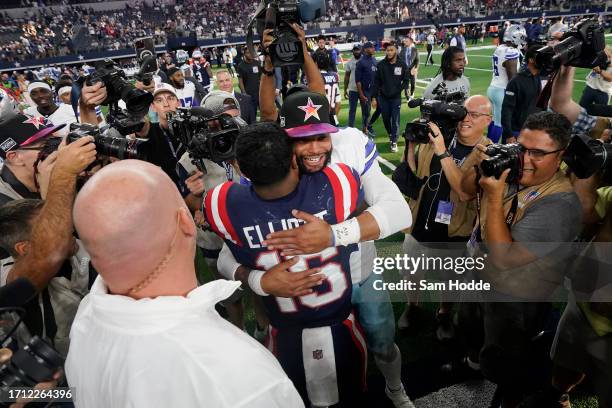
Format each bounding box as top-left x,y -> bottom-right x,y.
377,156 -> 397,171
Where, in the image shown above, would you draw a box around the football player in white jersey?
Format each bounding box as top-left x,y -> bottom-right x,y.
486,24 -> 526,143
218,24 -> 417,408
168,67 -> 199,108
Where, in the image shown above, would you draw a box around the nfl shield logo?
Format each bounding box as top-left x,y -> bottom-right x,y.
312,349 -> 323,360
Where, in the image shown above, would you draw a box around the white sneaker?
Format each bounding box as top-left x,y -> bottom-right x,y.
391,142 -> 398,153
385,384 -> 416,408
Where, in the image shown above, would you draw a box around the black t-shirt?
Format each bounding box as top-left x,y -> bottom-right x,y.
411,141 -> 475,243
236,60 -> 261,99
144,123 -> 188,196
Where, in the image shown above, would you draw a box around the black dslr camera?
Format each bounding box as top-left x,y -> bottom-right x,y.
535,18 -> 607,73
167,107 -> 245,169
404,98 -> 467,144
67,123 -> 148,161
247,0 -> 326,67
563,133 -> 612,179
480,143 -> 524,184
85,59 -> 153,134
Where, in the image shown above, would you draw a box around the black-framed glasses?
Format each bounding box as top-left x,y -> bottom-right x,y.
519,144 -> 564,161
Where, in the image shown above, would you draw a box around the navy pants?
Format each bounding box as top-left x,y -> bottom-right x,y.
379,96 -> 402,143
359,93 -> 372,130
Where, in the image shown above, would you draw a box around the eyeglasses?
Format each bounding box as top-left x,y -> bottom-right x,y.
466,111 -> 492,119
519,144 -> 564,161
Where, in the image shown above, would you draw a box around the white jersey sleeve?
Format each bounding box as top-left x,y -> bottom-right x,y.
176,81 -> 197,107
490,44 -> 520,89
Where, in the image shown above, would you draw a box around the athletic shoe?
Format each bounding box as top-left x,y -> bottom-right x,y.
367,127 -> 376,138
385,384 -> 416,408
391,142 -> 398,153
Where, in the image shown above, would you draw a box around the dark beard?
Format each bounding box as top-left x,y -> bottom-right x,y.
297,150 -> 332,175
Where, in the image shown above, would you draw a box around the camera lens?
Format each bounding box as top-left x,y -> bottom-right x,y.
0,336 -> 64,388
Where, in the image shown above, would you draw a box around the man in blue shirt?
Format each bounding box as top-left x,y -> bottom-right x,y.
355,42 -> 377,135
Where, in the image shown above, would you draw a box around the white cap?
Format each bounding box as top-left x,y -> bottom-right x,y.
27,81 -> 52,93
152,83 -> 178,98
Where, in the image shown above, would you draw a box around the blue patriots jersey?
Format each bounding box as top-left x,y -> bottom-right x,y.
192,63 -> 211,88
204,163 -> 363,329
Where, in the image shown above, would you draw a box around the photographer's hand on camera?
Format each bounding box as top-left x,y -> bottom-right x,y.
185,170 -> 205,197
79,81 -> 107,126
55,136 -> 97,177
427,122 -> 447,156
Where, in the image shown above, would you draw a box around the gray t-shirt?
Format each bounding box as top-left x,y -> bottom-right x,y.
422,74 -> 471,100
512,192 -> 582,243
345,58 -> 359,92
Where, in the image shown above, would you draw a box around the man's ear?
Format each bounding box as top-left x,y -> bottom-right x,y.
5,151 -> 20,165
13,241 -> 29,257
291,153 -> 298,170
178,207 -> 196,237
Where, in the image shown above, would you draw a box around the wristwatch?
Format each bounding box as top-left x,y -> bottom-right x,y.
436,150 -> 452,159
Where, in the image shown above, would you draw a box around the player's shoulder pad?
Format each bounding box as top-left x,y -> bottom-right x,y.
321,163 -> 361,223
203,181 -> 243,246
332,128 -> 379,176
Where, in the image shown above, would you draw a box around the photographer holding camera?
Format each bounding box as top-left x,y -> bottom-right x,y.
397,95 -> 493,340
1,135 -> 96,355
461,111 -> 582,407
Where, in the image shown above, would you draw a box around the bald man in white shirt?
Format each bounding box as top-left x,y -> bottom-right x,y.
65,160 -> 303,408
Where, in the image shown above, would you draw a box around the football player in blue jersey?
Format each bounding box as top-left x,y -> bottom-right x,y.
205,121 -> 367,407
222,23 -> 416,407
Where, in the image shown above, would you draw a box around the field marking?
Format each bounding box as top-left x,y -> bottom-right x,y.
377,155 -> 397,171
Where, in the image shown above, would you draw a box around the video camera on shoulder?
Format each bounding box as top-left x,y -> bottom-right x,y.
404,98 -> 467,144
167,107 -> 245,170
247,0 -> 326,67
534,18 -> 607,73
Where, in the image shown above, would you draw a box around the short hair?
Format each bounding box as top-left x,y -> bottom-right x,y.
317,35 -> 326,42
522,111 -> 572,148
314,50 -> 331,70
386,41 -> 397,49
216,69 -> 231,78
524,45 -> 540,63
0,199 -> 44,257
235,122 -> 293,187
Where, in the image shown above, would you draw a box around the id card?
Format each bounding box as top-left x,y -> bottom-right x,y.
394,67 -> 402,76
434,200 -> 453,225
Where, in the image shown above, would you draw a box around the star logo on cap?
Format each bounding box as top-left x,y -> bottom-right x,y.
22,115 -> 47,130
297,97 -> 322,122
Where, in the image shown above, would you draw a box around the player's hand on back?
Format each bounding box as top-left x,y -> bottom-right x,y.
260,257 -> 325,298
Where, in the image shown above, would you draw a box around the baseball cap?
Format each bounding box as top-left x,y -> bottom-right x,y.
153,83 -> 178,99
202,90 -> 241,116
0,113 -> 65,159
363,41 -> 374,49
279,91 -> 338,138
352,44 -> 361,50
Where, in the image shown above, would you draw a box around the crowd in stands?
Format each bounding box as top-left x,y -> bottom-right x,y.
0,0 -> 604,63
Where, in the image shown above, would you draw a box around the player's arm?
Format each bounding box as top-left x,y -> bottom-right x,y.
205,64 -> 213,79
265,160 -> 412,256
217,243 -> 324,297
502,56 -> 518,81
550,65 -> 581,124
